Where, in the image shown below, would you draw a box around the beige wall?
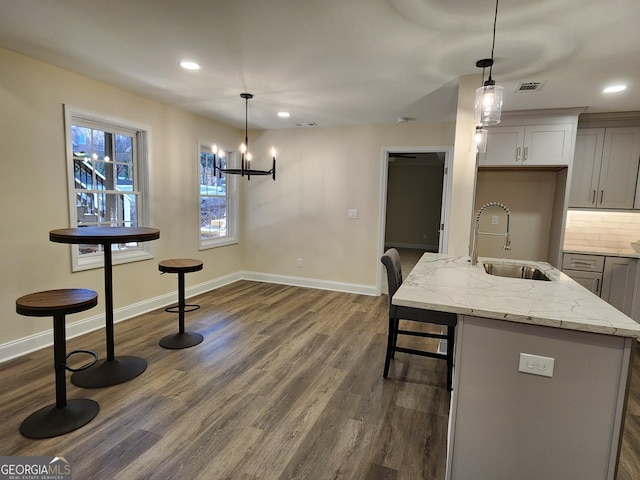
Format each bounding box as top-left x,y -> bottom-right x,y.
474,170 -> 560,262
0,46 -> 476,358
450,75 -> 480,256
0,47 -> 242,348
239,122 -> 456,285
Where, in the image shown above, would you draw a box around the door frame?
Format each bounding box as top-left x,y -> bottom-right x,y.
377,145 -> 453,295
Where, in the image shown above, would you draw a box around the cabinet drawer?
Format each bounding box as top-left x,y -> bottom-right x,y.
562,269 -> 602,296
562,253 -> 605,272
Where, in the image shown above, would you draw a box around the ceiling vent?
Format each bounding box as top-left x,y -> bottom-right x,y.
295,122 -> 318,127
516,81 -> 544,92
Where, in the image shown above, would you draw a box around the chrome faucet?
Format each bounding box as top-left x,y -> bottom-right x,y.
471,202 -> 511,266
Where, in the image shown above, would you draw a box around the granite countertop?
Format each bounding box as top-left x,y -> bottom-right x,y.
393,253 -> 640,338
563,244 -> 640,258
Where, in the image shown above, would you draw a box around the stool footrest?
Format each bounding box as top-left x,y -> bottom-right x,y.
165,304 -> 200,314
65,349 -> 98,372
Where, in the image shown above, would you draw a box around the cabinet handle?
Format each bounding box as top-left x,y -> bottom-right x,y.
523,147 -> 529,162
600,190 -> 604,204
573,261 -> 592,267
516,147 -> 522,162
595,278 -> 600,295
592,190 -> 596,204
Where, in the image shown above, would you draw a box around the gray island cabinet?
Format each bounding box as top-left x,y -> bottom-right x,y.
393,253 -> 640,480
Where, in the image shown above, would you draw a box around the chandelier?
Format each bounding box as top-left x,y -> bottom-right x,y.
213,93 -> 276,181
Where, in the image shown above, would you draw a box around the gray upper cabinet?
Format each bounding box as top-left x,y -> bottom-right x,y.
479,123 -> 575,167
569,127 -> 640,209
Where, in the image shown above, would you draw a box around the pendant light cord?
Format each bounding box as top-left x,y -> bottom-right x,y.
244,96 -> 249,147
488,0 -> 499,81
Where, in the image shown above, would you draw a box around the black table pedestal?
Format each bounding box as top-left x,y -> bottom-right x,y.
20,399 -> 99,439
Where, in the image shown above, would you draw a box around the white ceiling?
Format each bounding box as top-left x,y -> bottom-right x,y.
1,0 -> 640,129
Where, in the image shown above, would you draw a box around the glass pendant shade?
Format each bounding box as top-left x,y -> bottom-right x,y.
474,83 -> 503,126
474,127 -> 488,153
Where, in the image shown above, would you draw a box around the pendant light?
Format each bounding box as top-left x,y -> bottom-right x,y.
474,126 -> 488,153
474,0 -> 503,126
214,93 -> 276,181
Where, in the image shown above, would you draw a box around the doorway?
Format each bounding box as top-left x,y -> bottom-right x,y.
378,147 -> 452,294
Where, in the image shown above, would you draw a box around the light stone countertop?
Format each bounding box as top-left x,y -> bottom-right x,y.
563,244 -> 640,258
393,253 -> 640,338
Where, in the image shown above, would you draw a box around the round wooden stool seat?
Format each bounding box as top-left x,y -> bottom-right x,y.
17,288 -> 98,317
158,259 -> 204,349
16,288 -> 100,439
159,258 -> 203,274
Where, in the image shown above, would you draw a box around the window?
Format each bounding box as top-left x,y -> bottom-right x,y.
199,142 -> 238,249
64,107 -> 151,270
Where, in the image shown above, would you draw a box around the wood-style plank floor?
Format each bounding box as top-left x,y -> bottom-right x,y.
1,280 -> 639,479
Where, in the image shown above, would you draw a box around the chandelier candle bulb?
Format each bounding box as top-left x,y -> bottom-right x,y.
272,147 -> 277,180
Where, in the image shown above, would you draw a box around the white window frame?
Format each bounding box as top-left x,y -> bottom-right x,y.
64,105 -> 152,272
198,139 -> 239,250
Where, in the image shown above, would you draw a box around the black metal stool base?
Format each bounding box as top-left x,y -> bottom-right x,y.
71,356 -> 147,388
165,304 -> 200,314
159,332 -> 204,349
20,398 -> 99,439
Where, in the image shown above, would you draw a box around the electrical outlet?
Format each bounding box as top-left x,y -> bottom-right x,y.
297,258 -> 303,268
518,353 -> 554,378
491,215 -> 499,225
348,209 -> 358,219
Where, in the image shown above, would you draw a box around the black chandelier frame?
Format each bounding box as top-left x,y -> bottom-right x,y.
214,93 -> 276,181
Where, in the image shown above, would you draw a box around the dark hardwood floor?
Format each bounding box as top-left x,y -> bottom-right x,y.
1,280 -> 639,479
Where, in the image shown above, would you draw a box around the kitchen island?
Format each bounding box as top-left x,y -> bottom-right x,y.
393,253 -> 640,480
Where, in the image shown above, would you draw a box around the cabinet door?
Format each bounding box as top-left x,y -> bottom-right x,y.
562,269 -> 602,296
569,129 -> 604,208
523,123 -> 574,166
601,257 -> 637,316
598,127 -> 640,209
478,126 -> 524,166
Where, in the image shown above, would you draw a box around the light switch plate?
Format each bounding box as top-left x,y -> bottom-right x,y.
348,209 -> 358,219
518,353 -> 555,378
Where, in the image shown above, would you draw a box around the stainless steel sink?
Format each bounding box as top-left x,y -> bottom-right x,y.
483,262 -> 550,281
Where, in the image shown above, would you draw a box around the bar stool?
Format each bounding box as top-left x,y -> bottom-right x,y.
158,259 -> 204,349
16,288 -> 100,438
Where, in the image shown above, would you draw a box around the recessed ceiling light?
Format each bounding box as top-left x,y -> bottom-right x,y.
603,85 -> 626,93
179,60 -> 200,71
277,111 -> 290,118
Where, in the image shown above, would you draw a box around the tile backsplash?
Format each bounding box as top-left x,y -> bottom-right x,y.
565,210 -> 640,249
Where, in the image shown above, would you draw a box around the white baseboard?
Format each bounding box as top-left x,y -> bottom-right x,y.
0,271 -> 375,363
241,271 -> 377,296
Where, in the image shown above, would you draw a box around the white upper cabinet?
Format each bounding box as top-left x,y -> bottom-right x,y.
569,127 -> 640,209
479,123 -> 575,167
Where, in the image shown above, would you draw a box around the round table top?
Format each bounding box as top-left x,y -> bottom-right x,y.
159,258 -> 204,274
50,226 -> 160,244
16,288 -> 98,317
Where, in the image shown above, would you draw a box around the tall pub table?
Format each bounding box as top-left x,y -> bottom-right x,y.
49,226 -> 160,388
